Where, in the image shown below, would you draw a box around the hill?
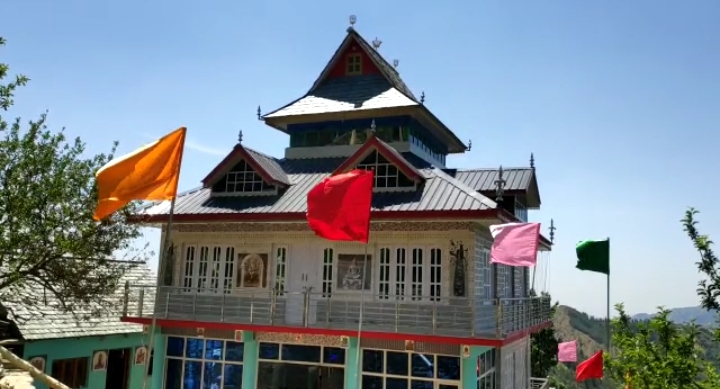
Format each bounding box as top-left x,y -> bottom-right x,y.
632,306 -> 718,326
547,305 -> 720,389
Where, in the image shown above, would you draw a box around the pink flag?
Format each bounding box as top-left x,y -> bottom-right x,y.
558,340 -> 578,362
489,222 -> 541,266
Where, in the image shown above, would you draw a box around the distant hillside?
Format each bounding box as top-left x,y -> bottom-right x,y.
632,306 -> 718,326
547,305 -> 720,389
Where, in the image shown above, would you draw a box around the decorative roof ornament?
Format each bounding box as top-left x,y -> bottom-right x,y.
420,91 -> 425,104
393,59 -> 399,69
237,130 -> 243,144
349,15 -> 357,28
256,106 -> 262,120
370,119 -> 376,133
466,140 -> 472,152
530,152 -> 535,170
549,219 -> 556,244
494,165 -> 506,202
372,37 -> 382,50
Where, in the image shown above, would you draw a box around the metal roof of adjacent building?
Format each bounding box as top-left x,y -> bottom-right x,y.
453,168 -> 535,192
3,262 -> 155,341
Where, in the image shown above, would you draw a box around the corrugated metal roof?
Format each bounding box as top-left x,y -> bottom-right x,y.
140,157 -> 497,217
264,75 -> 417,118
245,147 -> 290,185
453,168 -> 534,192
5,262 -> 155,340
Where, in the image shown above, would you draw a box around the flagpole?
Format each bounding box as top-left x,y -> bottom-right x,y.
355,243 -> 370,389
142,132 -> 185,389
606,237 -> 611,351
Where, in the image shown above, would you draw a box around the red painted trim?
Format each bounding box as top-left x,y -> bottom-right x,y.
121,316 -> 549,347
129,209 -> 499,224
331,135 -> 424,182
200,145 -> 285,188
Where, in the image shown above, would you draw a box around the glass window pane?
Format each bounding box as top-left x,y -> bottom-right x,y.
203,362 -> 222,389
183,361 -> 202,389
167,337 -> 184,357
225,341 -> 245,362
204,340 -> 223,360
362,375 -> 383,389
164,359 -> 183,389
281,344 -> 321,363
437,356 -> 461,380
223,364 -> 243,389
386,377 -> 408,389
411,354 -> 434,378
439,385 -> 459,389
411,380 -> 433,389
362,350 -> 383,373
323,347 -> 346,365
186,339 -> 203,359
258,343 -> 280,360
386,352 -> 409,376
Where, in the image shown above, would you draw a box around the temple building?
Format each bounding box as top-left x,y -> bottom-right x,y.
122,16 -> 553,389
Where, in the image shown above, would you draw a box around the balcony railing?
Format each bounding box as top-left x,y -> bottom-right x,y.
121,285 -> 552,339
530,377 -> 550,389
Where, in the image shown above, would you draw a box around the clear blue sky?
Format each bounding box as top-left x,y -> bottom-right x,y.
3,0 -> 720,317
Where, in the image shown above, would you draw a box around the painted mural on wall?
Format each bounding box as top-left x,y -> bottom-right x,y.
237,253 -> 268,288
337,254 -> 372,290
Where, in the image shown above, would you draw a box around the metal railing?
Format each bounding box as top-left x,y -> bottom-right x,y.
530,377 -> 550,389
121,285 -> 552,338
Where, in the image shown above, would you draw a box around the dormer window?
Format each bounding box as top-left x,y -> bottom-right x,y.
356,151 -> 415,189
346,53 -> 362,75
211,159 -> 276,196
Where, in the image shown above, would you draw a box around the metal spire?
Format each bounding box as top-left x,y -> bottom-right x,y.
530,153 -> 535,171
349,15 -> 357,27
370,119 -> 376,133
549,219 -> 556,244
393,59 -> 399,69
420,91 -> 425,104
372,38 -> 382,50
237,130 -> 243,144
257,106 -> 262,120
466,140 -> 472,152
494,166 -> 506,202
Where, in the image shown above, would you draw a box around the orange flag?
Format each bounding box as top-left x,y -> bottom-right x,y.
93,127 -> 186,220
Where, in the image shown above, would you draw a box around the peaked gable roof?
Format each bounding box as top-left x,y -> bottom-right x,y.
308,27 -> 418,101
202,144 -> 290,188
333,133 -> 424,182
454,168 -> 541,208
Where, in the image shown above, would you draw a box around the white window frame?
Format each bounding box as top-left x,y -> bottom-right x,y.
322,248 -> 334,297
478,248 -> 493,303
163,336 -> 244,389
224,160 -> 269,194
476,348 -> 496,389
356,150 -> 417,191
360,348 -> 462,389
514,199 -> 528,222
181,244 -> 236,294
273,246 -> 288,296
375,245 -> 444,303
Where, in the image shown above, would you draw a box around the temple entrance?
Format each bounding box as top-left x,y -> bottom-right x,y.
256,342 -> 346,389
285,245 -> 319,325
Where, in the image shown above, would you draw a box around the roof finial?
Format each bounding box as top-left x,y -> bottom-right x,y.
257,106 -> 262,121
530,152 -> 535,170
372,37 -> 382,50
466,140 -> 472,152
349,15 -> 357,28
420,91 -> 425,104
549,219 -> 556,244
238,130 -> 243,144
494,165 -> 506,203
370,119 -> 376,133
393,59 -> 399,69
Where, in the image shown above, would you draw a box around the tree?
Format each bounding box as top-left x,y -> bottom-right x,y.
682,208 -> 720,340
531,293 -> 559,378
0,37 -> 150,321
605,304 -> 720,388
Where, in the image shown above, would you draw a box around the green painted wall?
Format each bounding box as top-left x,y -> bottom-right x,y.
23,332 -> 151,389
461,345 -> 492,389
344,337 -> 359,389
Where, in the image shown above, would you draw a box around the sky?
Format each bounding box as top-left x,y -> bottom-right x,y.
2,0 -> 720,317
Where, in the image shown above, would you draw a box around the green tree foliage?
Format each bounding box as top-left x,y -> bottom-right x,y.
605,304 -> 720,388
0,37 -> 149,321
531,296 -> 559,378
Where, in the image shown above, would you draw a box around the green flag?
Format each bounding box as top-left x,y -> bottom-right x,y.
575,239 -> 610,275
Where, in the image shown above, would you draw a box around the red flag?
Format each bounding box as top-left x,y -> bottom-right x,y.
575,351 -> 604,382
306,169 -> 373,243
